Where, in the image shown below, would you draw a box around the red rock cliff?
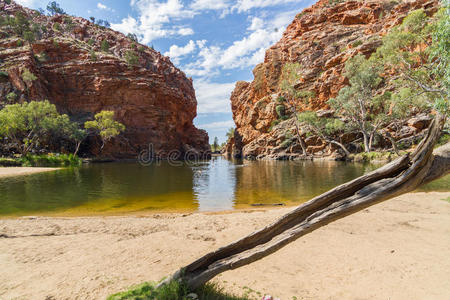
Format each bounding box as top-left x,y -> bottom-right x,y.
229,0 -> 438,158
0,1 -> 209,158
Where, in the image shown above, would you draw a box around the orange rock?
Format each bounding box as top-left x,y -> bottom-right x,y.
229,0 -> 439,157
0,1 -> 209,158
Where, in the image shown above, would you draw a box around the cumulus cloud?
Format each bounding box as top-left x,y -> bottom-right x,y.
198,120 -> 235,129
193,80 -> 236,113
232,0 -> 303,12
14,0 -> 37,7
190,0 -> 230,11
112,0 -> 195,44
164,40 -> 196,64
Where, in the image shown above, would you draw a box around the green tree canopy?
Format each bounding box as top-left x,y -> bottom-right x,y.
85,111 -> 125,150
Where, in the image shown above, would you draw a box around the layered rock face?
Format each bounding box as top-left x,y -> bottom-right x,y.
229,0 -> 438,159
0,1 -> 209,158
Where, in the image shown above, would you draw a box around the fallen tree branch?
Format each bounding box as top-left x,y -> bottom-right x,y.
159,114 -> 449,289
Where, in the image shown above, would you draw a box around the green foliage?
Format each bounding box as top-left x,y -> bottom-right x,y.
0,71 -> 8,78
351,40 -> 363,48
52,22 -> 61,32
276,95 -> 286,103
89,49 -> 97,61
6,92 -> 17,103
328,54 -> 383,152
101,40 -> 110,52
85,111 -> 125,149
298,111 -> 346,137
10,12 -> 29,36
375,6 -> 449,115
21,68 -> 37,82
19,153 -> 81,167
280,63 -> 302,100
127,33 -> 138,42
124,50 -> 139,67
22,30 -> 35,43
0,100 -> 83,155
46,1 -> 66,16
87,39 -> 95,46
275,104 -> 286,118
4,0 -> 11,4
212,136 -> 219,152
138,46 -> 146,52
107,281 -> 249,300
226,127 -> 235,140
16,39 -> 23,47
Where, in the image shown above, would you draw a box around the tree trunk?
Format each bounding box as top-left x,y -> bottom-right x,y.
329,140 -> 350,157
158,114 -> 449,290
74,141 -> 81,156
362,130 -> 370,153
294,120 -> 308,156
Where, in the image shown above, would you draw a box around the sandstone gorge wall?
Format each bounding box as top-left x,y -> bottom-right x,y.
229,0 -> 439,159
0,1 -> 209,158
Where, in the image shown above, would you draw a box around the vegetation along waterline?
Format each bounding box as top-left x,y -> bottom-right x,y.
0,0 -> 449,299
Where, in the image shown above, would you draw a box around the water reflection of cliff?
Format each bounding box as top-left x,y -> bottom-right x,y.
233,160 -> 374,207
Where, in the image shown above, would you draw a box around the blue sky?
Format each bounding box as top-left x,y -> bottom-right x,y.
16,0 -> 315,143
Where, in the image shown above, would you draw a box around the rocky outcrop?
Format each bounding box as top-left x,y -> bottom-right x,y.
228,0 -> 439,159
0,1 -> 209,158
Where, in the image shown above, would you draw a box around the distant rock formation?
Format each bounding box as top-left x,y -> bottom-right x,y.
227,0 -> 439,159
0,1 -> 209,158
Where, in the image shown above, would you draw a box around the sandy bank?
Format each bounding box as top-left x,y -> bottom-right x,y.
0,167 -> 60,178
0,192 -> 449,299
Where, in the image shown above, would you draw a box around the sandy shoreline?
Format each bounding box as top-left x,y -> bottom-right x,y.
0,192 -> 449,299
0,167 -> 60,178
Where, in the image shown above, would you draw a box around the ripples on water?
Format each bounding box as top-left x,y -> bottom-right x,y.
0,156 -> 448,216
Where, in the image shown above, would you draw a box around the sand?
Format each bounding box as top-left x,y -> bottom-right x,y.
0,167 -> 59,178
0,192 -> 449,300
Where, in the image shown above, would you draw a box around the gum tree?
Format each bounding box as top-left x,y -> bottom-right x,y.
85,111 -> 125,150
328,54 -> 383,153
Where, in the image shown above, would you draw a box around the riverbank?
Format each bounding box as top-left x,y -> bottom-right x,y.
0,167 -> 60,178
0,192 -> 449,299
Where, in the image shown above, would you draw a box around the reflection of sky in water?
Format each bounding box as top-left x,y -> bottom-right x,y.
192,157 -> 238,211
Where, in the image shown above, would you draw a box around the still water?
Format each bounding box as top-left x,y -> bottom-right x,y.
0,157 -> 448,217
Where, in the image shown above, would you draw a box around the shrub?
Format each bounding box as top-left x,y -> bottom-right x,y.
19,153 -> 81,167
87,39 -> 95,46
21,68 -> 37,82
107,281 -> 249,300
138,46 -> 145,52
275,104 -> 286,118
6,92 -> 17,102
0,71 -> 8,78
127,33 -> 138,42
351,40 -> 363,48
16,39 -> 23,47
89,49 -> 97,61
100,39 -> 110,52
52,22 -> 62,32
124,50 -> 139,68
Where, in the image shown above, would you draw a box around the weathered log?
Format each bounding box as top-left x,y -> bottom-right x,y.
159,114 -> 449,289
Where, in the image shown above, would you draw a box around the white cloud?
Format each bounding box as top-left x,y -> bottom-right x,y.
193,80 -> 236,113
111,16 -> 139,35
97,2 -> 115,12
14,0 -> 37,7
112,0 -> 195,44
164,40 -> 196,64
233,0 -> 303,12
248,17 -> 264,31
190,0 -> 230,11
198,120 -> 235,129
177,27 -> 194,35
